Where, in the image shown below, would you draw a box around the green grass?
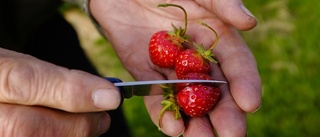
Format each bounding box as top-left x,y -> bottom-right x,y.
66,0 -> 320,136
243,0 -> 320,136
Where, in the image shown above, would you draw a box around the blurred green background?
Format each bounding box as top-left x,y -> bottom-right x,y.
244,0 -> 320,136
63,0 -> 320,136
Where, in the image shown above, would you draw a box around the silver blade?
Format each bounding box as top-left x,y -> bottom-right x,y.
114,80 -> 227,98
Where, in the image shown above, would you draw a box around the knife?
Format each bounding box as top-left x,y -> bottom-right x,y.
105,77 -> 227,99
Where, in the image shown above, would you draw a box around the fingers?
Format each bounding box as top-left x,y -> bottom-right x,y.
0,48 -> 121,112
212,0 -> 257,30
215,29 -> 262,112
0,103 -> 110,137
144,96 -> 185,136
209,85 -> 247,137
182,117 -> 215,137
210,102 -> 246,137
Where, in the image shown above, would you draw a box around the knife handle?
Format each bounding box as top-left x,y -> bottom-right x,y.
104,77 -> 125,106
105,77 -> 123,83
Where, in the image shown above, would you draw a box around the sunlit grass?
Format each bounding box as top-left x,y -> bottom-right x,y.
244,0 -> 320,136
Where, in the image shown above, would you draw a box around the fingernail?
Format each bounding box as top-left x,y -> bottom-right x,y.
92,88 -> 121,109
240,4 -> 255,19
176,127 -> 185,137
98,113 -> 110,135
252,102 -> 261,113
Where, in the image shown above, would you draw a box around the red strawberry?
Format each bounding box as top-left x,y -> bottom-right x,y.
180,72 -> 213,80
176,84 -> 221,117
149,3 -> 189,68
175,21 -> 219,78
175,49 -> 211,79
176,72 -> 213,91
149,30 -> 185,68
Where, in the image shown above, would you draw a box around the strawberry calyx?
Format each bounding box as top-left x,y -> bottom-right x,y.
166,30 -> 186,47
168,23 -> 190,41
194,42 -> 217,63
157,84 -> 181,131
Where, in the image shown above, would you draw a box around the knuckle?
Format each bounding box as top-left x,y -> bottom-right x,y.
0,104 -> 40,136
0,104 -> 89,137
73,114 -> 95,136
0,105 -> 16,136
0,57 -> 36,103
59,70 -> 90,112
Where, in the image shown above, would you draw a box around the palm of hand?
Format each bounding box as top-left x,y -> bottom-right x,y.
93,0 -> 228,77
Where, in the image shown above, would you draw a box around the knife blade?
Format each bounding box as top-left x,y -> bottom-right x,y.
105,77 -> 227,99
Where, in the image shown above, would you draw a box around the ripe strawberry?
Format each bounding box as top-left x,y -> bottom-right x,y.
149,30 -> 185,68
175,48 -> 211,79
176,84 -> 221,117
180,72 -> 213,80
175,21 -> 219,78
149,3 -> 189,68
152,4 -> 223,129
176,72 -> 213,91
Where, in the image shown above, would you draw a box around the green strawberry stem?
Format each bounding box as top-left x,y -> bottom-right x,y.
194,21 -> 219,63
197,21 -> 219,51
157,84 -> 181,131
158,100 -> 173,131
157,3 -> 188,37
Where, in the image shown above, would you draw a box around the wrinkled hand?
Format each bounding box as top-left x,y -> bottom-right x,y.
0,48 -> 121,136
90,0 -> 261,136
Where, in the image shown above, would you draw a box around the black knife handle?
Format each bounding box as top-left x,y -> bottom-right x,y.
104,77 -> 125,106
105,77 -> 123,83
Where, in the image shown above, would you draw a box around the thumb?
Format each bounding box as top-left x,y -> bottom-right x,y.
213,0 -> 257,30
0,48 -> 121,112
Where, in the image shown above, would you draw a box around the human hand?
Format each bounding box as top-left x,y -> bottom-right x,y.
0,48 -> 121,136
90,0 -> 261,136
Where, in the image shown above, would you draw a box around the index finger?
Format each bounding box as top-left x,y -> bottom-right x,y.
0,49 -> 122,112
